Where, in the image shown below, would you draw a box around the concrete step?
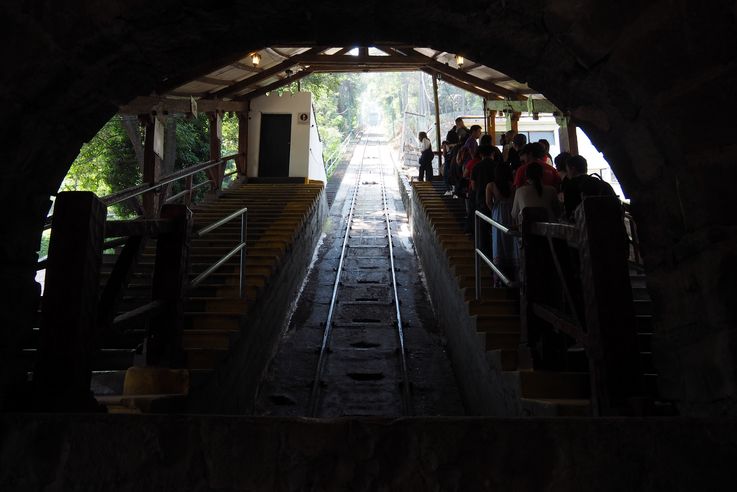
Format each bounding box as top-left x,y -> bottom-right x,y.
475,315 -> 520,333
464,287 -> 518,302
477,331 -> 520,350
182,329 -> 237,350
513,370 -> 591,399
185,297 -> 250,313
183,312 -> 243,330
96,393 -> 187,413
486,349 -> 518,371
520,398 -> 591,416
468,300 -> 519,316
185,348 -> 228,370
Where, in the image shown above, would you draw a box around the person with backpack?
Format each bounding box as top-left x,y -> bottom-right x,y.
561,155 -> 617,220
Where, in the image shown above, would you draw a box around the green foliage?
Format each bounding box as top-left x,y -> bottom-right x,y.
62,116 -> 141,217
301,73 -> 361,165
221,112 -> 239,155
58,70 -> 482,229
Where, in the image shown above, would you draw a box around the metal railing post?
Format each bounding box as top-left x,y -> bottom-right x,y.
475,212 -> 481,301
240,212 -> 247,299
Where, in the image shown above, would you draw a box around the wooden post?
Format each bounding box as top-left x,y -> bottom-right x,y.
142,116 -> 163,218
237,110 -> 249,180
159,116 -> 177,209
511,112 -> 521,134
145,205 -> 192,367
208,112 -> 223,190
185,175 -> 194,206
557,116 -> 579,155
488,110 -> 497,145
97,236 -> 147,332
482,98 -> 487,135
431,73 -> 443,177
577,196 -> 642,414
33,192 -> 106,411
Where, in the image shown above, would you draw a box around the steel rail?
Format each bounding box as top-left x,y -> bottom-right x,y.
308,137 -> 369,418
377,138 -> 413,416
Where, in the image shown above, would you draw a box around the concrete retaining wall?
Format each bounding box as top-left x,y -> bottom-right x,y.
189,189 -> 329,414
396,173 -> 516,415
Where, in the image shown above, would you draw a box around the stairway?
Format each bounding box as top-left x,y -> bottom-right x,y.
411,180 -> 663,416
29,181 -> 324,412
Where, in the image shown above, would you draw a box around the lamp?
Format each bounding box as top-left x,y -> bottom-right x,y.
251,52 -> 261,67
455,54 -> 464,68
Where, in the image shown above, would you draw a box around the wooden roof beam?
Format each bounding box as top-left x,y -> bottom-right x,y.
119,96 -> 249,115
333,47 -> 353,55
486,99 -> 562,114
313,66 -> 422,73
211,46 -> 325,98
410,50 -> 525,100
230,61 -> 262,73
301,53 -> 427,68
420,67 -> 491,99
237,69 -> 314,101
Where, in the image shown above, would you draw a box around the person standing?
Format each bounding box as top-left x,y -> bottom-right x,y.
417,131 -> 434,182
463,125 -> 482,159
443,123 -> 460,195
455,117 -> 469,143
512,162 -> 561,224
507,133 -> 527,174
486,163 -> 518,287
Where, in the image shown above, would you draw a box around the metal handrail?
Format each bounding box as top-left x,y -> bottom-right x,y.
324,131 -> 356,176
41,153 -> 240,231
474,210 -> 521,299
104,153 -> 240,206
190,206 -> 248,299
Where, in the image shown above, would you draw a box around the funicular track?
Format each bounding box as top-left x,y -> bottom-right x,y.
308,135 -> 412,417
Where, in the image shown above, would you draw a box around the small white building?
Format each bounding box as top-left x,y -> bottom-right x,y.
247,91 -> 326,183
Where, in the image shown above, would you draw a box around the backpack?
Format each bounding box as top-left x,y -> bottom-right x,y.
580,173 -> 616,197
445,126 -> 459,145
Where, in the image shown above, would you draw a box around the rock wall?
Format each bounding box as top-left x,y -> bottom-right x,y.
2,413 -> 736,491
2,1 -> 737,414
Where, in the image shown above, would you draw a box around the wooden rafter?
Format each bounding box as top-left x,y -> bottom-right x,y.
300,53 -> 427,70
461,62 -> 481,72
230,61 -> 262,73
197,76 -> 231,86
237,69 -> 314,101
334,47 -> 353,55
211,47 -> 324,98
420,67 -> 491,99
159,45 -> 537,103
419,57 -> 523,100
120,96 -> 249,115
266,47 -> 288,59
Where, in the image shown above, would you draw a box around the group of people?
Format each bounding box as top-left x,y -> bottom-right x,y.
423,117 -> 616,287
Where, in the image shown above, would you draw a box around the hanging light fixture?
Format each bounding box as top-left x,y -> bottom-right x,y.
455,54 -> 464,68
251,52 -> 261,67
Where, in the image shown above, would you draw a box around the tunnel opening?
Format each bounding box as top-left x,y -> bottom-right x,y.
4,2 -> 737,420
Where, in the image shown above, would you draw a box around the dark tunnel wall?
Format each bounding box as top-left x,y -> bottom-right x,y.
2,0 -> 736,415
